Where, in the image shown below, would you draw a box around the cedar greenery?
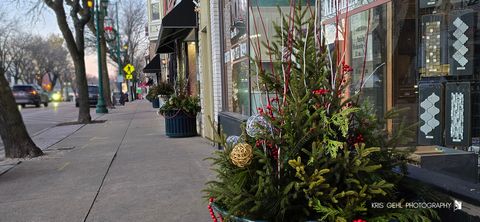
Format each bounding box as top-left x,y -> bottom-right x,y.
205,3 -> 438,222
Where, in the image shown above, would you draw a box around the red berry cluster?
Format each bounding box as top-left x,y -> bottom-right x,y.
312,89 -> 329,95
342,62 -> 354,72
255,140 -> 279,160
347,133 -> 365,146
353,219 -> 367,222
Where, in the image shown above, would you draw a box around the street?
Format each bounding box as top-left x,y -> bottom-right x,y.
19,102 -> 79,135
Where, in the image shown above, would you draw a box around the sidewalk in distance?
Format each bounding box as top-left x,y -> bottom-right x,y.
0,101 -> 214,222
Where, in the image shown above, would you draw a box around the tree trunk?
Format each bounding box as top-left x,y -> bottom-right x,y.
100,33 -> 113,107
0,70 -> 43,158
74,57 -> 91,123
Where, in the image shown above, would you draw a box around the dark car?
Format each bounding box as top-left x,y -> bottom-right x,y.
12,84 -> 49,108
75,85 -> 99,107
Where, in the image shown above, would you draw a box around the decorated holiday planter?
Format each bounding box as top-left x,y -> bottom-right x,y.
159,95 -> 200,138
146,82 -> 174,109
204,4 -> 439,222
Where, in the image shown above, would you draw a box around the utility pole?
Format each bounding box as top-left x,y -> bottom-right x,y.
93,0 -> 108,113
115,1 -> 123,94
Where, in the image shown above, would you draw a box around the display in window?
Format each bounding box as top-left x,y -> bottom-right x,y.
420,14 -> 448,77
418,83 -> 444,145
419,0 -> 442,8
448,10 -> 476,76
445,82 -> 471,147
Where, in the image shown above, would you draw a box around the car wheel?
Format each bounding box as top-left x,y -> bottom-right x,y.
21,104 -> 26,108
44,102 -> 48,107
35,102 -> 40,108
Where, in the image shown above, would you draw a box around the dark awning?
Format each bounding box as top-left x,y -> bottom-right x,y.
156,0 -> 197,54
143,54 -> 161,73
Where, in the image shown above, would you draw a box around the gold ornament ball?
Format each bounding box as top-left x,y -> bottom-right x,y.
230,143 -> 253,168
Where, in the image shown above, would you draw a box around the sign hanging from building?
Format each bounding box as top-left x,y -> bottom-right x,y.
321,0 -> 376,21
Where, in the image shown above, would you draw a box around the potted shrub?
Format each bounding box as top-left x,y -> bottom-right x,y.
158,94 -> 200,138
156,81 -> 174,106
146,85 -> 160,108
204,4 -> 438,222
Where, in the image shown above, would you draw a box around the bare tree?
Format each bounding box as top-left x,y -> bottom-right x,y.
105,0 -> 147,99
42,0 -> 92,123
0,9 -> 43,158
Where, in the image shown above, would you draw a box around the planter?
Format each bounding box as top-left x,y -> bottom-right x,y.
210,203 -> 318,222
164,110 -> 197,138
151,98 -> 160,108
158,95 -> 169,107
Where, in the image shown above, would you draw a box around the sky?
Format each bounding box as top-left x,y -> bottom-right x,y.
2,1 -> 119,79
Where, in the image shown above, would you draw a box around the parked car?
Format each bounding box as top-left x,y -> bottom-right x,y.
12,84 -> 49,108
75,85 -> 99,107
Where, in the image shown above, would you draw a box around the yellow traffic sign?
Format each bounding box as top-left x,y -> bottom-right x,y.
125,74 -> 133,80
123,64 -> 135,75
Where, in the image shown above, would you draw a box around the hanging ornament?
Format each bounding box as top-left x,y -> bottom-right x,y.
246,114 -> 272,138
226,135 -> 240,146
230,143 -> 254,168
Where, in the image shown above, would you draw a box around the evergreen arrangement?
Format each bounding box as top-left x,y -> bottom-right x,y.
205,3 -> 438,222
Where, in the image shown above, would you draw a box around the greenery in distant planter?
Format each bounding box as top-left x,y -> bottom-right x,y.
159,95 -> 201,116
146,82 -> 174,102
157,81 -> 175,96
146,85 -> 159,102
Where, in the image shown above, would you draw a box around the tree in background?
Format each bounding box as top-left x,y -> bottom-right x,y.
42,0 -> 92,123
0,8 -> 43,158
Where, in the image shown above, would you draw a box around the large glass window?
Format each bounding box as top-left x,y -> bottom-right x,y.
349,5 -> 387,118
222,0 -> 250,115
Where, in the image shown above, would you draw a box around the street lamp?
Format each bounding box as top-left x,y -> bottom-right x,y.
90,0 -> 109,113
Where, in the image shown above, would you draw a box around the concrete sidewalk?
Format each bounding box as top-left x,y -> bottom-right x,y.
0,101 -> 214,222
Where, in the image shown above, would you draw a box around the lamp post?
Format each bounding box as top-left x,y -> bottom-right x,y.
91,0 -> 108,113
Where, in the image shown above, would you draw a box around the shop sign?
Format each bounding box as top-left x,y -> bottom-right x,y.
322,0 -> 375,21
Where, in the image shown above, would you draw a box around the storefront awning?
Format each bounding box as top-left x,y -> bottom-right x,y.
156,0 -> 197,53
143,54 -> 161,73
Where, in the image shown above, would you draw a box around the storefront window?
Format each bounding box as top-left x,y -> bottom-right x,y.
417,0 -> 480,148
248,0 -> 315,114
349,5 -> 387,118
222,0 -> 250,115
